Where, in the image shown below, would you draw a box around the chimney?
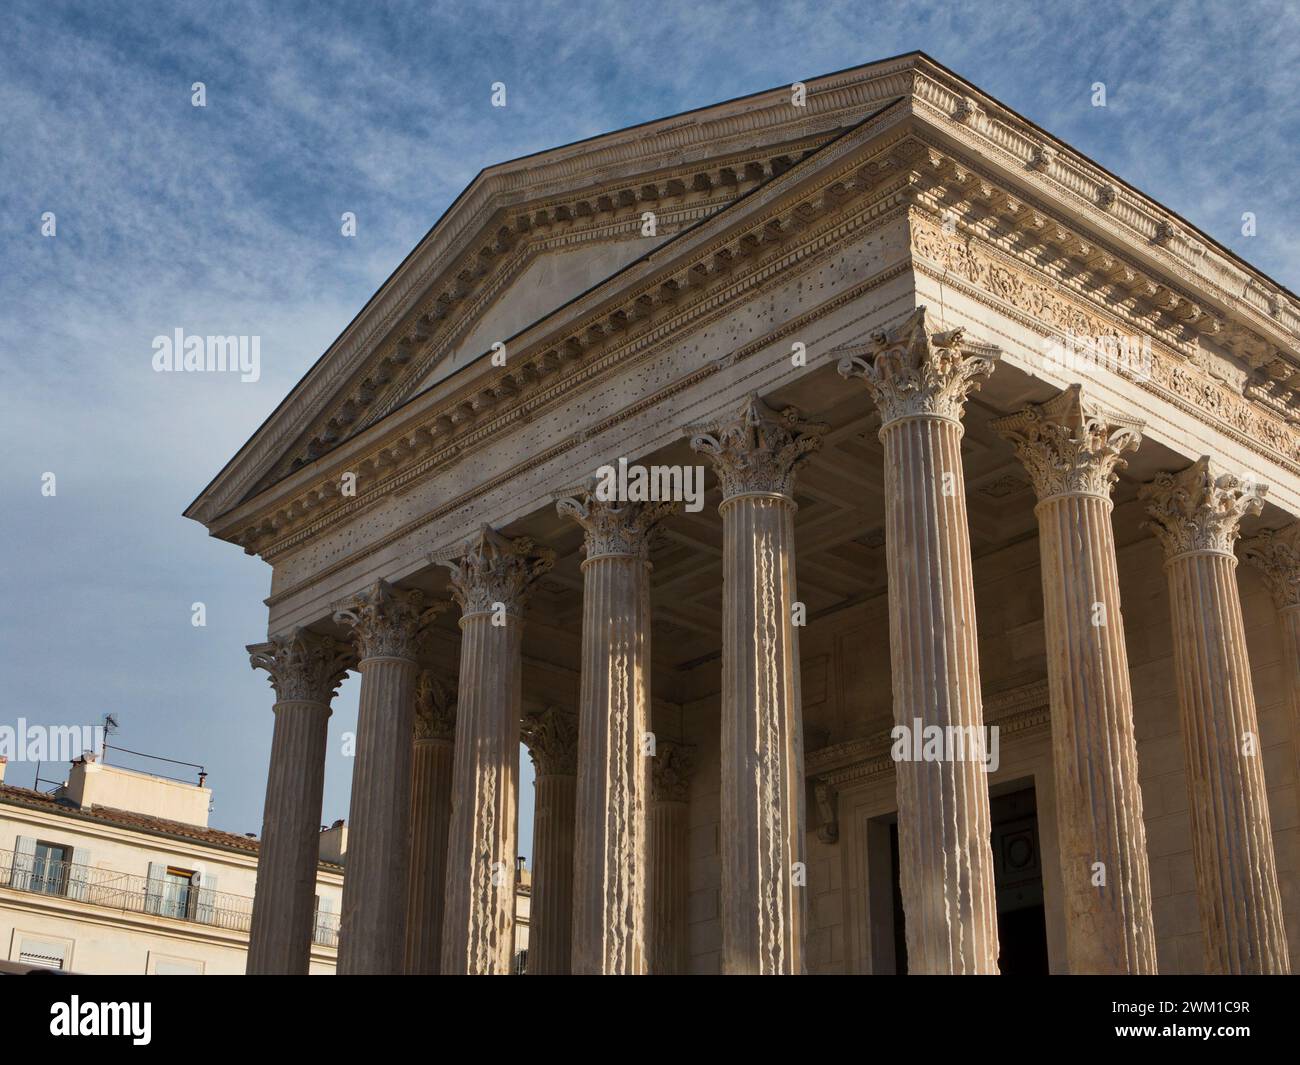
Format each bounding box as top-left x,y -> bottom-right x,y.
0,756 -> 7,785
319,820 -> 348,864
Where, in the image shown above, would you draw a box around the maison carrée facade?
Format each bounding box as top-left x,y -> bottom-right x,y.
186,53 -> 1300,976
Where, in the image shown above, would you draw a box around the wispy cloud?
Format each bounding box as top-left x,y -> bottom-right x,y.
1,0 -> 1295,846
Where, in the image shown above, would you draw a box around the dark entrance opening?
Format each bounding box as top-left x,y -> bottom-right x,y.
888,780 -> 1049,974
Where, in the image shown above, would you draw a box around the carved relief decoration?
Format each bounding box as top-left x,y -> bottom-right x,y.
687,392 -> 826,498
992,383 -> 1143,500
1141,456 -> 1266,558
435,524 -> 555,617
520,706 -> 580,776
1240,524 -> 1300,610
414,670 -> 457,741
248,627 -> 354,704
836,305 -> 996,426
650,740 -> 696,803
332,580 -> 447,661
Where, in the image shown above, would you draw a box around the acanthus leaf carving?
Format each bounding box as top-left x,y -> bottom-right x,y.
836,305 -> 997,427
520,705 -> 579,776
414,670 -> 457,741
1240,524 -> 1300,611
992,383 -> 1144,500
1140,456 -> 1266,559
248,627 -> 354,705
686,392 -> 825,499
434,524 -> 555,617
332,579 -> 447,661
650,740 -> 696,804
555,481 -> 677,561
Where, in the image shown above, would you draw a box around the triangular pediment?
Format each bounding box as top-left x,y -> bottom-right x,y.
185,53 -> 930,525
187,50 -> 1300,537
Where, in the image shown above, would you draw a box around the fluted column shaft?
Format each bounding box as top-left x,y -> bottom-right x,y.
648,741 -> 695,975
436,526 -> 553,975
839,307 -> 1000,974
721,492 -> 805,973
405,672 -> 457,973
649,800 -> 690,974
557,489 -> 672,975
573,550 -> 652,973
405,741 -> 454,972
1037,492 -> 1157,972
882,415 -> 999,973
1241,526 -> 1300,840
249,703 -> 331,973
442,611 -> 522,974
339,656 -> 418,972
688,395 -> 824,975
994,385 -> 1157,973
529,772 -> 576,973
334,582 -> 441,974
247,630 -> 351,975
1167,551 -> 1288,972
1144,458 -> 1289,974
1279,604 -> 1300,823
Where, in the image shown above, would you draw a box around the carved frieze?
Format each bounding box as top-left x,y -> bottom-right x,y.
909,212 -> 1300,472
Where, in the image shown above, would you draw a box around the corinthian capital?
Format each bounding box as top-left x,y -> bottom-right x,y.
434,525 -> 555,618
1240,524 -> 1300,611
685,393 -> 825,499
520,706 -> 579,776
248,628 -> 354,704
836,305 -> 997,428
414,670 -> 457,741
650,740 -> 696,803
1140,457 -> 1266,559
992,384 -> 1143,501
332,580 -> 447,661
555,482 -> 677,561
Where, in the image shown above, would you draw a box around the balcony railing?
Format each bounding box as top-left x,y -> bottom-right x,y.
0,848 -> 339,947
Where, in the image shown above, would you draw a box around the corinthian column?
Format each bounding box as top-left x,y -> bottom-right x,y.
332,580 -> 444,974
1141,458 -> 1289,974
688,394 -> 825,975
556,487 -> 674,974
994,385 -> 1157,974
837,306 -> 1000,974
405,671 -> 456,974
436,526 -> 554,975
648,740 -> 695,975
520,706 -> 579,975
1242,524 -> 1300,831
246,628 -> 353,974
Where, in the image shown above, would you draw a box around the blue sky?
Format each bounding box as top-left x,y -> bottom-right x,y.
2,0 -> 1297,862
